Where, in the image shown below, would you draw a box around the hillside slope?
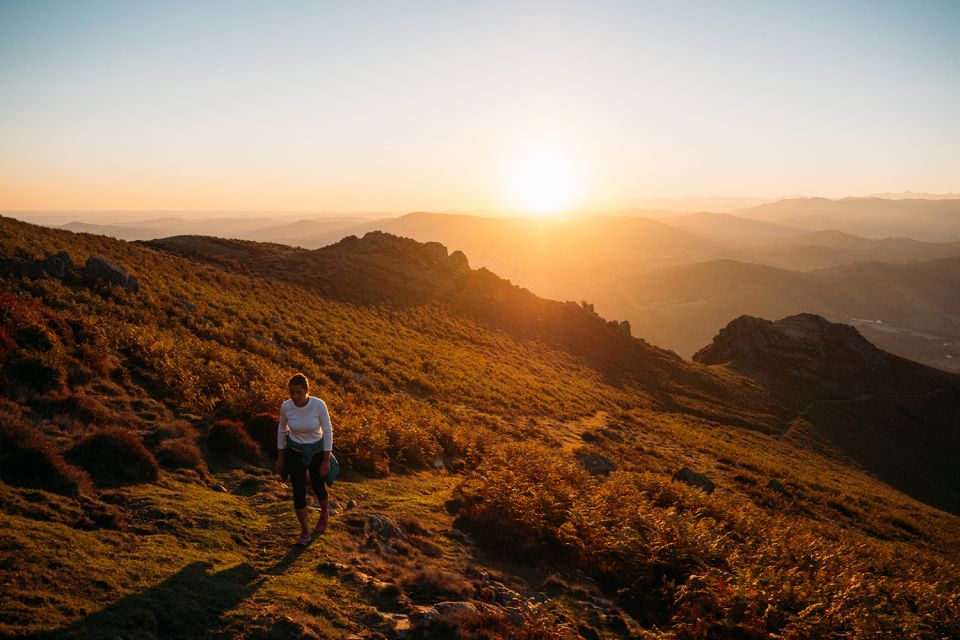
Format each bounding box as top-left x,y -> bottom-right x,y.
694,313 -> 960,513
1,216 -> 958,639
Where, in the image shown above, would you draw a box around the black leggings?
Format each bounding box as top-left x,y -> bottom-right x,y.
285,448 -> 328,509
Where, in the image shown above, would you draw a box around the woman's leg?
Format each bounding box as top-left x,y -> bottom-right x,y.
308,455 -> 329,533
307,455 -> 328,501
286,449 -> 311,535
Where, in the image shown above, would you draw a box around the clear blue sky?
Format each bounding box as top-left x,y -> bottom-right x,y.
1,0 -> 958,212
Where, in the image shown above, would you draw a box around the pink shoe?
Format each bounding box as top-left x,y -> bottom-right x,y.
313,510 -> 329,535
295,530 -> 312,546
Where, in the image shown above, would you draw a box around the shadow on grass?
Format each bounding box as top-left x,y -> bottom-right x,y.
264,544 -> 307,576
25,561 -> 262,640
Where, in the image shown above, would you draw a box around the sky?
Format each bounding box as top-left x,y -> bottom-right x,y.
1,0 -> 958,213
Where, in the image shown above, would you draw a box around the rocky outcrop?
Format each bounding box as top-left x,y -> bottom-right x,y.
693,313 -> 883,368
0,251 -> 139,293
1,251 -> 79,281
84,256 -> 139,292
576,453 -> 617,476
40,251 -> 78,279
672,467 -> 715,493
334,231 -> 470,273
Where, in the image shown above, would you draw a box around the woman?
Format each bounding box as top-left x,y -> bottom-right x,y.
276,372 -> 333,546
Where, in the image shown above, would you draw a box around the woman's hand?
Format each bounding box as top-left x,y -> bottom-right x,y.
318,459 -> 330,477
275,454 -> 284,476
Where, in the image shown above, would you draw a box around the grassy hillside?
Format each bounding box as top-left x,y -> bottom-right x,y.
1,216 -> 958,639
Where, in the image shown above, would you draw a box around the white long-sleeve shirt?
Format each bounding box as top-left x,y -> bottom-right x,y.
277,396 -> 333,451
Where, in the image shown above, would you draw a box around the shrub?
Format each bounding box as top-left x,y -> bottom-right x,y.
0,412 -> 91,496
143,420 -> 197,450
4,353 -> 66,391
206,419 -> 260,463
0,326 -> 14,361
401,566 -> 474,604
245,413 -> 278,453
411,603 -> 572,640
65,427 -> 160,486
155,439 -> 205,471
49,392 -> 114,425
453,441 -> 588,556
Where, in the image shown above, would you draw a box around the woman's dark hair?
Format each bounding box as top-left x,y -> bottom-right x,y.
288,373 -> 309,389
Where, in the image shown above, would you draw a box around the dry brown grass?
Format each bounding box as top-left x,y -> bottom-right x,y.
401,566 -> 475,604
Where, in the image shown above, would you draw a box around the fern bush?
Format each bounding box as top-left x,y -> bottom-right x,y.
0,411 -> 91,496
64,427 -> 159,487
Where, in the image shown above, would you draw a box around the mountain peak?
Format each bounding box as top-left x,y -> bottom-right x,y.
693,313 -> 883,369
325,231 -> 470,272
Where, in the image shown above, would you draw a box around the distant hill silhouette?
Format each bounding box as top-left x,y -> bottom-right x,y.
606,257 -> 960,372
695,313 -> 960,513
730,197 -> 960,241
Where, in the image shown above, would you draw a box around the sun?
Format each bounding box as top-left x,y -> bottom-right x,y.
502,145 -> 583,216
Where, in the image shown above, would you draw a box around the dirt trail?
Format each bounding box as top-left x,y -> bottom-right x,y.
556,410 -> 608,451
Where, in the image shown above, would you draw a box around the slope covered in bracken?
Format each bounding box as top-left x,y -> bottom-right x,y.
1,215 -> 958,639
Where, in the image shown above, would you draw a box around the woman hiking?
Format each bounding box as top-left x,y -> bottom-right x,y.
276,372 -> 333,546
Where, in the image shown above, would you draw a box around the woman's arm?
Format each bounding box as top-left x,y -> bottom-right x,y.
276,404 -> 287,474
318,449 -> 330,476
318,400 -> 333,452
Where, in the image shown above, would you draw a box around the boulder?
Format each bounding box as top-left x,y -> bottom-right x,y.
576,453 -> 618,476
766,478 -> 791,497
174,298 -> 196,312
443,528 -> 471,544
84,256 -> 139,292
0,258 -> 40,279
364,513 -> 407,541
672,467 -> 715,494
433,601 -> 480,617
40,251 -> 77,279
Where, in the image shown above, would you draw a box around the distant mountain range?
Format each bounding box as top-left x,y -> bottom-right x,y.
731,197 -> 960,242
600,257 -> 960,370
7,196 -> 960,370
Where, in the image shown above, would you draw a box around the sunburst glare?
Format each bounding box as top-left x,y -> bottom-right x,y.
502,144 -> 583,216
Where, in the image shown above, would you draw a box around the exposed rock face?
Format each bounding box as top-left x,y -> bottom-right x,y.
449,250 -> 470,272
363,513 -> 407,541
335,231 -> 469,273
693,313 -> 883,368
576,453 -> 618,476
0,251 -> 138,293
40,251 -> 77,279
1,251 -> 78,280
672,467 -> 715,493
84,256 -> 140,292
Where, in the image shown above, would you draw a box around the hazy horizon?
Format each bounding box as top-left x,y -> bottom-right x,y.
3,1 -> 959,213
